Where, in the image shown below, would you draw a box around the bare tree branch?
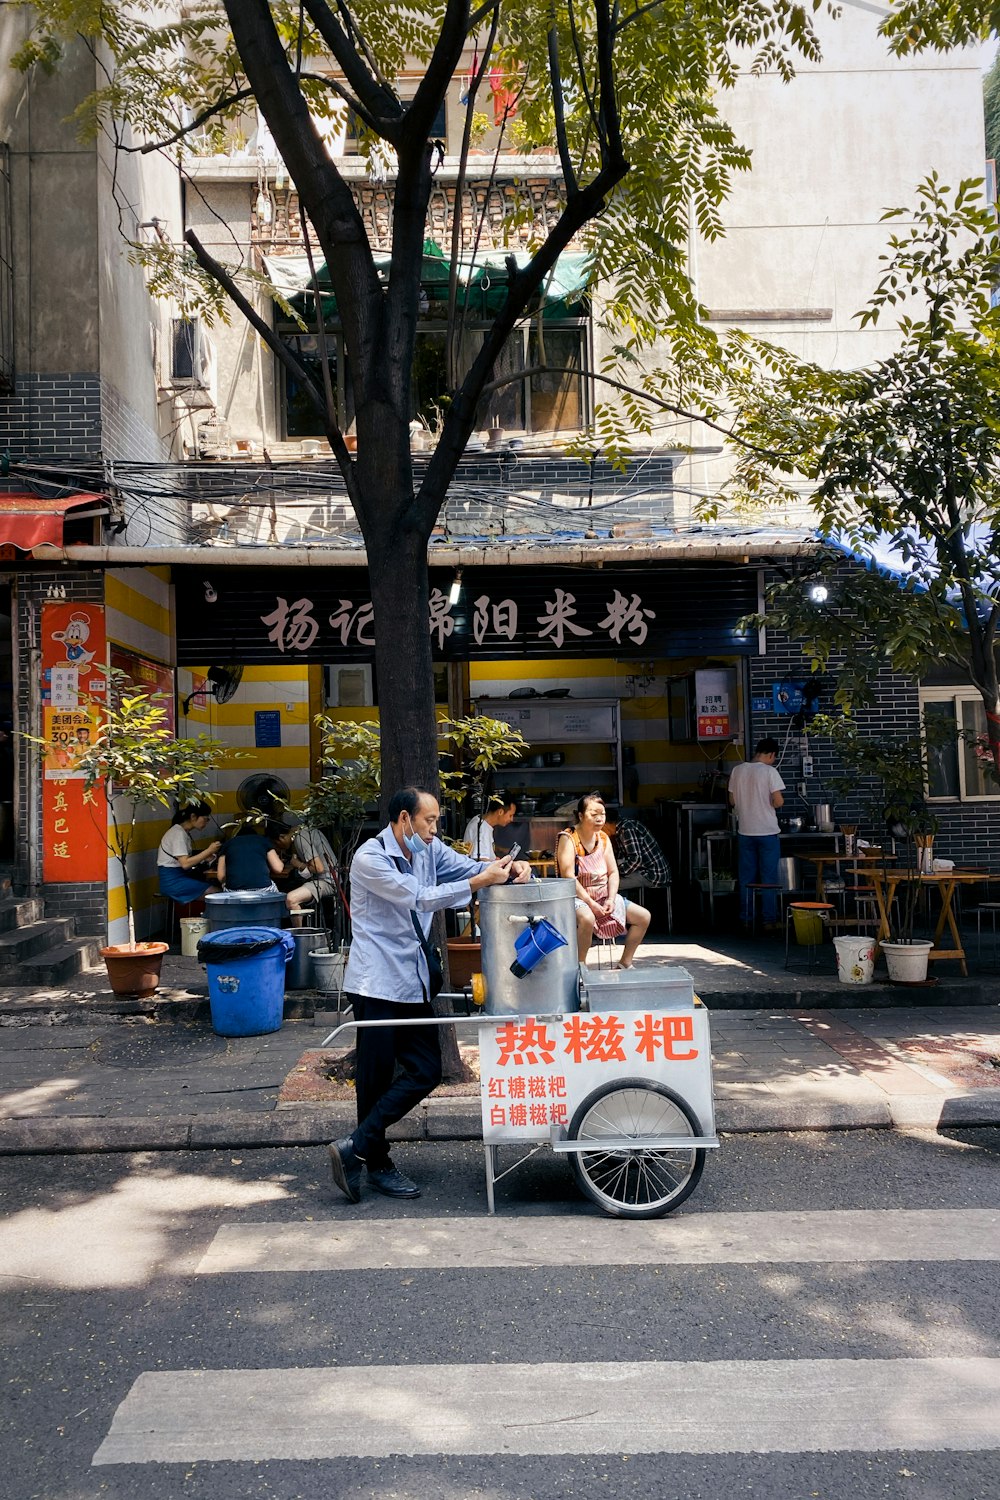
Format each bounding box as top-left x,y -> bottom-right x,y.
447,6 -> 501,386
136,87 -> 256,153
184,228 -> 356,484
548,24 -> 579,193
301,0 -> 402,136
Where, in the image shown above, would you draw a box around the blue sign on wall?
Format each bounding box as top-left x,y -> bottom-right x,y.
254,710 -> 282,748
751,697 -> 771,714
772,681 -> 806,715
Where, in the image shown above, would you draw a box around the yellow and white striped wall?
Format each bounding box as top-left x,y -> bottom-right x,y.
177,663 -> 322,830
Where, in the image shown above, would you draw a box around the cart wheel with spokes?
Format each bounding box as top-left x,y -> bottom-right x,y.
568,1078 -> 706,1219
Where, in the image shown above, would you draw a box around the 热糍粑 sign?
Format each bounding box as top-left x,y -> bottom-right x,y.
478,1007 -> 714,1143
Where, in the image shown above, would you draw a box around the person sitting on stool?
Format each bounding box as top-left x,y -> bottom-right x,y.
157,802 -> 221,902
602,804 -> 672,891
274,817 -> 338,925
217,816 -> 285,892
462,793 -> 518,860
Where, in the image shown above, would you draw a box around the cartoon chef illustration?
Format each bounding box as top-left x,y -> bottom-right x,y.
51,612 -> 95,669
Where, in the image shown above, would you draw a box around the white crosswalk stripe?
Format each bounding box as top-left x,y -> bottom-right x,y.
93,1358 -> 1000,1463
194,1208 -> 1000,1274
92,1205 -> 1000,1469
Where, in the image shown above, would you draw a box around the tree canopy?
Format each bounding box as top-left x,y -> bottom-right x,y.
703,177 -> 1000,772
14,1 -> 998,795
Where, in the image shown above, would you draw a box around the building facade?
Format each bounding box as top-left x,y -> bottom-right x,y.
0,10 -> 993,943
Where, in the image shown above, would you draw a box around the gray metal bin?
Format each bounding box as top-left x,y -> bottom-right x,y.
478,878 -> 579,1016
581,965 -> 695,1011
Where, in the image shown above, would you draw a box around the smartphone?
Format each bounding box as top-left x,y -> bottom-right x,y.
505,843 -> 521,862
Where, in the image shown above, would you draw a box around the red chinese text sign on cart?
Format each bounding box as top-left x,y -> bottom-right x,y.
479,1007 -> 714,1143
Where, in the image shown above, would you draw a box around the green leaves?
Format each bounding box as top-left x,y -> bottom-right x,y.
29,669 -> 233,941
705,181 -> 1000,714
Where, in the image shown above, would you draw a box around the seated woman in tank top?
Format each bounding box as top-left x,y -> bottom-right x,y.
556,792 -> 650,967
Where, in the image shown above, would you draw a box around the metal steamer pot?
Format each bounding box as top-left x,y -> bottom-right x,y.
811,803 -> 833,829
478,879 -> 579,1017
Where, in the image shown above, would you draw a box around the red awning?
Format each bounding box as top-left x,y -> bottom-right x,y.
0,492 -> 108,551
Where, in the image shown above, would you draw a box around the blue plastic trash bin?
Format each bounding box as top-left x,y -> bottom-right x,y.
197,926 -> 295,1037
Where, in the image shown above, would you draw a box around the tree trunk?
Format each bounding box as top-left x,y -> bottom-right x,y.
367,521 -> 440,802
983,691 -> 1000,784
365,518 -> 469,1078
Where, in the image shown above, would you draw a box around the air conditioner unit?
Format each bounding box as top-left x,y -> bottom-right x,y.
169,317 -> 217,405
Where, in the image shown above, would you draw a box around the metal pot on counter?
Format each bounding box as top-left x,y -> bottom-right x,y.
784,815 -> 806,833
811,803 -> 833,830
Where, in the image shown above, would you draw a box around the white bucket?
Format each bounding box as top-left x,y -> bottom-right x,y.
833,934 -> 876,985
311,946 -> 348,995
180,916 -> 209,957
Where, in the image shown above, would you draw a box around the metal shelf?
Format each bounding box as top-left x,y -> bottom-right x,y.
477,697 -> 624,803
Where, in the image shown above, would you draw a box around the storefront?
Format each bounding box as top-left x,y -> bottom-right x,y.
173,560 -> 762,841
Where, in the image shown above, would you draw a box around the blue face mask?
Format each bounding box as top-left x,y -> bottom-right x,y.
404,818 -> 425,856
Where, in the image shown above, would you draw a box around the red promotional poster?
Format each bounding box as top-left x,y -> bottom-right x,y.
41,603 -> 107,883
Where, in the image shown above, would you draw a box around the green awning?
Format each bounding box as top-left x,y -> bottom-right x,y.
264,243 -> 591,323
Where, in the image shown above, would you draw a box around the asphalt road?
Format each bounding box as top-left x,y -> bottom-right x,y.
3,1128 -> 1000,1500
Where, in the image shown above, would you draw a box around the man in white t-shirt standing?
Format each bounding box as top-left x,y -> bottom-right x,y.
727,737 -> 785,927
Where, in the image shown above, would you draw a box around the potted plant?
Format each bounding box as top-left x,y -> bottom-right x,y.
32,670 -> 229,997
812,715 -> 943,982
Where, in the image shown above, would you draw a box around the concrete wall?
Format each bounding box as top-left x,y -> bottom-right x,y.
184,178 -> 278,447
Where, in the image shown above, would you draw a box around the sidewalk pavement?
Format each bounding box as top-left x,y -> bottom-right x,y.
0,939 -> 997,1155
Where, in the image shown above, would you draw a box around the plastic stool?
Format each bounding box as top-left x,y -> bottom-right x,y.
169,897 -> 205,945
746,882 -> 784,936
975,903 -> 1000,961
784,902 -> 835,970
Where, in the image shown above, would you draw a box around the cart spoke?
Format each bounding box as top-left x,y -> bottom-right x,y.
569,1079 -> 706,1218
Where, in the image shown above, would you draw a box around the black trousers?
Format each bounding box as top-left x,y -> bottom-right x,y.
346,992 -> 442,1169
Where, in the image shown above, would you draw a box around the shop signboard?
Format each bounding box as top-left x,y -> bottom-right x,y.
41,603 -> 107,883
175,566 -> 759,665
109,645 -> 176,733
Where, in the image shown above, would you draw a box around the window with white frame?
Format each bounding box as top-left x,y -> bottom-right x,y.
920,687 -> 1000,801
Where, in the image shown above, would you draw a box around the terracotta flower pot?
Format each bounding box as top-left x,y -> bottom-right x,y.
100,941 -> 169,999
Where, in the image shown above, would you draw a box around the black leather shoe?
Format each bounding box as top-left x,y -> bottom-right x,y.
328,1137 -> 363,1203
366,1164 -> 420,1199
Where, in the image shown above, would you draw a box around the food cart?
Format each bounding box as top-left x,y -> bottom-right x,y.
321,878 -> 718,1219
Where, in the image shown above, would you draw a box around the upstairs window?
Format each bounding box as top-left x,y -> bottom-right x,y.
920,687 -> 1000,801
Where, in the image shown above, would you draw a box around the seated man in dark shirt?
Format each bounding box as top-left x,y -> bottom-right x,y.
603,804 -> 672,888
217,820 -> 285,891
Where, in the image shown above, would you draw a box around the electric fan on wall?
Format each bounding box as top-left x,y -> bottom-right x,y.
181,664 -> 244,715
236,773 -> 291,820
